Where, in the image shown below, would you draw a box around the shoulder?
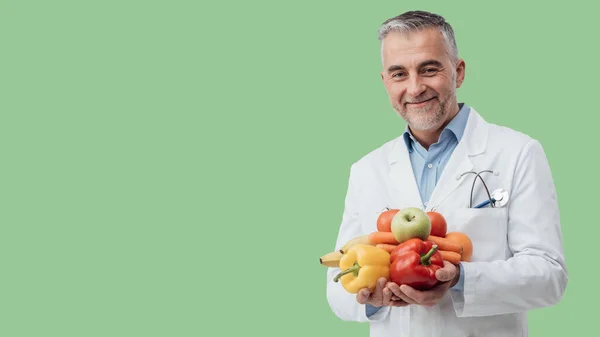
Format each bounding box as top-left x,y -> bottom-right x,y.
347,136 -> 400,177
474,110 -> 548,166
471,108 -> 539,151
488,122 -> 534,148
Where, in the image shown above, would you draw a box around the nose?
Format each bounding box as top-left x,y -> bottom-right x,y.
407,76 -> 426,98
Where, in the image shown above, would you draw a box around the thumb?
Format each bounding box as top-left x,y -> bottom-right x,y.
436,262 -> 457,282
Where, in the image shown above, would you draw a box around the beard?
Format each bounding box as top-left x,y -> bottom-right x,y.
393,94 -> 453,131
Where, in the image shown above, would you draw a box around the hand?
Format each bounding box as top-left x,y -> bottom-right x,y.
388,261 -> 459,307
356,277 -> 410,307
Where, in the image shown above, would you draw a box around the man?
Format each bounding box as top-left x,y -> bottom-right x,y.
325,10 -> 567,337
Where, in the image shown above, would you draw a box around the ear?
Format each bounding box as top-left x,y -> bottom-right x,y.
380,71 -> 384,81
455,59 -> 466,89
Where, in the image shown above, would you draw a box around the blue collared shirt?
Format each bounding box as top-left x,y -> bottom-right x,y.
404,103 -> 469,208
366,103 -> 469,317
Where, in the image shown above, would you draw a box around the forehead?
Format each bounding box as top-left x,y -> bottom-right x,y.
381,28 -> 449,67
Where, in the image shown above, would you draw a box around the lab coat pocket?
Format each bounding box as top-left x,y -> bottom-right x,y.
447,207 -> 509,262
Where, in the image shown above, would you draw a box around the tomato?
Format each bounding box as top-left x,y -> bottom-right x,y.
377,208 -> 400,232
426,211 -> 447,237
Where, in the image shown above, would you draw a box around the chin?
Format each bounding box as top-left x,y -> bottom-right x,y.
405,114 -> 445,131
408,121 -> 440,131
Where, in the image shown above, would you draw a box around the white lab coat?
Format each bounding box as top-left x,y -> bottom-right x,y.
326,108 -> 568,337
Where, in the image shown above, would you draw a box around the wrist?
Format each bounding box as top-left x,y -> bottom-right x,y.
450,263 -> 461,287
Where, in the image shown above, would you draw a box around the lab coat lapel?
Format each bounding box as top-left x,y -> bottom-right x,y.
427,108 -> 488,211
388,137 -> 422,208
426,138 -> 473,211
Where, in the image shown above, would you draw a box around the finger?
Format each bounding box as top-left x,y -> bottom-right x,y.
400,284 -> 448,305
369,278 -> 384,301
386,282 -> 404,298
400,284 -> 429,304
387,282 -> 418,304
435,261 -> 457,282
376,277 -> 387,294
356,288 -> 371,304
370,278 -> 387,306
382,287 -> 393,305
379,277 -> 388,288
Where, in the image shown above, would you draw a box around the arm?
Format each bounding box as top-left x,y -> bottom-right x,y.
325,165 -> 391,322
450,139 -> 568,317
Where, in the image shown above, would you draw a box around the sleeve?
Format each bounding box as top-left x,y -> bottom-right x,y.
325,164 -> 391,322
366,304 -> 382,317
450,263 -> 465,291
450,139 -> 568,317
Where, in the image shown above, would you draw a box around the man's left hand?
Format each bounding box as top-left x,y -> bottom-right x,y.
388,261 -> 459,306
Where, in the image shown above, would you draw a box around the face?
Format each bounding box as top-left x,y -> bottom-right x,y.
380,28 -> 465,131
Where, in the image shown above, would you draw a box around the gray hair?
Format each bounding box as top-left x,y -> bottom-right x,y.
378,11 -> 458,64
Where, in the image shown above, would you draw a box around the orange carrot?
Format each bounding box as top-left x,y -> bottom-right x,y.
369,231 -> 399,245
439,250 -> 461,265
445,232 -> 473,262
427,235 -> 462,254
376,243 -> 398,253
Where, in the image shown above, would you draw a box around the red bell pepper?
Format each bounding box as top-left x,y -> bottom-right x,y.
389,238 -> 444,291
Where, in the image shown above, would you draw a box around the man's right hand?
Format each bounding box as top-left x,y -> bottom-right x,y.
356,278 -> 412,307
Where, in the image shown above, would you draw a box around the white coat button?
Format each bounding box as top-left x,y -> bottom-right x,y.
427,163 -> 433,169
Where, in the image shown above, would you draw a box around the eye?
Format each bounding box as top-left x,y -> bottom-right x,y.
423,68 -> 439,75
392,72 -> 406,79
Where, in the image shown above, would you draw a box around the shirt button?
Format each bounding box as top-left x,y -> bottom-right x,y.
427,163 -> 433,169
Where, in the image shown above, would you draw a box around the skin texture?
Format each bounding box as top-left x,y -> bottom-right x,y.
380,28 -> 466,150
357,262 -> 459,308
357,27 -> 464,308
356,277 -> 410,307
390,261 -> 459,307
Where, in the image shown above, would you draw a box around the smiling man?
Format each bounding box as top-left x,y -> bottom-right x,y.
381,25 -> 465,149
325,10 -> 567,337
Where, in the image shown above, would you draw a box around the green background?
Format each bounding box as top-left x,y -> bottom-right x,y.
0,0 -> 594,336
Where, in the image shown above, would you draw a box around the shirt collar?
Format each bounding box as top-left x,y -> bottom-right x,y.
402,103 -> 471,152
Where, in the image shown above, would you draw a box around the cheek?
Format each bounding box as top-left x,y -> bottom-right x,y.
385,82 -> 404,99
429,77 -> 453,95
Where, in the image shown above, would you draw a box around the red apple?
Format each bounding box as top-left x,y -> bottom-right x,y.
427,211 -> 447,237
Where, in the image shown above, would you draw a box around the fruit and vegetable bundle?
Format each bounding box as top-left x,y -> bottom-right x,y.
320,207 -> 473,294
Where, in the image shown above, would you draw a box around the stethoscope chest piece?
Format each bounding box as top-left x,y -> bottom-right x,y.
491,189 -> 509,208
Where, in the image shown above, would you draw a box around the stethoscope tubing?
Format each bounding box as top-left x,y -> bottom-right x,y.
459,170 -> 497,208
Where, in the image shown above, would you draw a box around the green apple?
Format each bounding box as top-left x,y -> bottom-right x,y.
391,207 -> 431,243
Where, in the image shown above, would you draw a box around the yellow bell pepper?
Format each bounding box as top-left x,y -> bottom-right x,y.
333,244 -> 390,293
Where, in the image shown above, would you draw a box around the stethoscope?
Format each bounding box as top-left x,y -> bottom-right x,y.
458,170 -> 509,208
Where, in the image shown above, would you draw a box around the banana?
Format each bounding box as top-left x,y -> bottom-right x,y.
339,234 -> 372,254
320,234 -> 375,268
320,250 -> 343,267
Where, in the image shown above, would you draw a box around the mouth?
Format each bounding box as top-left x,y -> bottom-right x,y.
406,97 -> 436,107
